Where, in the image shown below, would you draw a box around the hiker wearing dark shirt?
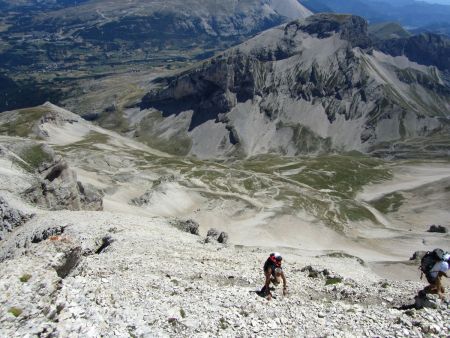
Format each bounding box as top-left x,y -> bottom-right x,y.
260,252 -> 287,299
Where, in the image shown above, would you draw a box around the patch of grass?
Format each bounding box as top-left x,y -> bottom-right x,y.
75,131 -> 110,146
57,131 -> 110,152
339,200 -> 377,223
0,107 -> 48,137
98,107 -> 130,133
321,252 -> 365,266
371,192 -> 404,213
288,155 -> 391,198
136,112 -> 192,156
8,307 -> 22,317
325,277 -> 343,286
380,281 -> 390,288
19,274 -> 32,283
16,144 -> 53,172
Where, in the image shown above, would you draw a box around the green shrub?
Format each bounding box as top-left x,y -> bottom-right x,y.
219,317 -> 228,330
19,274 -> 32,283
8,307 -> 22,317
325,277 -> 343,286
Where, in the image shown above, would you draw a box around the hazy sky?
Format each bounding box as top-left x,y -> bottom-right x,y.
420,0 -> 450,4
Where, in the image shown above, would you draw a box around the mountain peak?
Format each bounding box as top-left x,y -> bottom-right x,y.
294,13 -> 371,48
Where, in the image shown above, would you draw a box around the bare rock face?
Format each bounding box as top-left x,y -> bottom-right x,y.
22,151 -> 103,211
0,197 -> 33,240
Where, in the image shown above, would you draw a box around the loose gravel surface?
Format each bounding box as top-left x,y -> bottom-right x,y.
1,211 -> 448,337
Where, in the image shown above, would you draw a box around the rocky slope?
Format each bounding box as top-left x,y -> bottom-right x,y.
0,102 -> 449,337
0,209 -> 449,337
137,14 -> 450,159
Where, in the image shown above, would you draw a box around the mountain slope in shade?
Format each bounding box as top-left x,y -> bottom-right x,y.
368,22 -> 412,41
136,14 -> 450,159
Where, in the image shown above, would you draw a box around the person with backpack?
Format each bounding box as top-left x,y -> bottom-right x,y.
259,252 -> 287,299
420,249 -> 450,298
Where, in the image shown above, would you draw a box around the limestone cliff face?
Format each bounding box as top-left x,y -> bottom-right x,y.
139,14 -> 450,159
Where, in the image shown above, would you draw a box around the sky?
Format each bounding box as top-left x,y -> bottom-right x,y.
420,0 -> 450,4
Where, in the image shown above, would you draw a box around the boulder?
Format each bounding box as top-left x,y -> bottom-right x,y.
171,219 -> 200,235
427,225 -> 448,233
217,232 -> 229,244
301,265 -> 342,284
205,228 -> 229,244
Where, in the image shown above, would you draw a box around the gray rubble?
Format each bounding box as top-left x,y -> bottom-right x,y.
1,211 -> 448,338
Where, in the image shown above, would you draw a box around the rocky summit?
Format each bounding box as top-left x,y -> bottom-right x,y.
137,14 -> 450,159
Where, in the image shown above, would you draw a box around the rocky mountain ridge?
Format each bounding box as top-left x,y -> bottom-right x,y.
137,14 -> 450,159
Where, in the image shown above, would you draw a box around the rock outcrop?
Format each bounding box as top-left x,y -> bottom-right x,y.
427,225 -> 448,233
0,197 -> 33,240
21,147 -> 103,211
170,218 -> 200,235
205,228 -> 229,244
138,14 -> 450,159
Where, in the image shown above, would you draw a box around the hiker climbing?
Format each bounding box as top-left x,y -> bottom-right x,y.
420,248 -> 450,299
259,252 -> 287,299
